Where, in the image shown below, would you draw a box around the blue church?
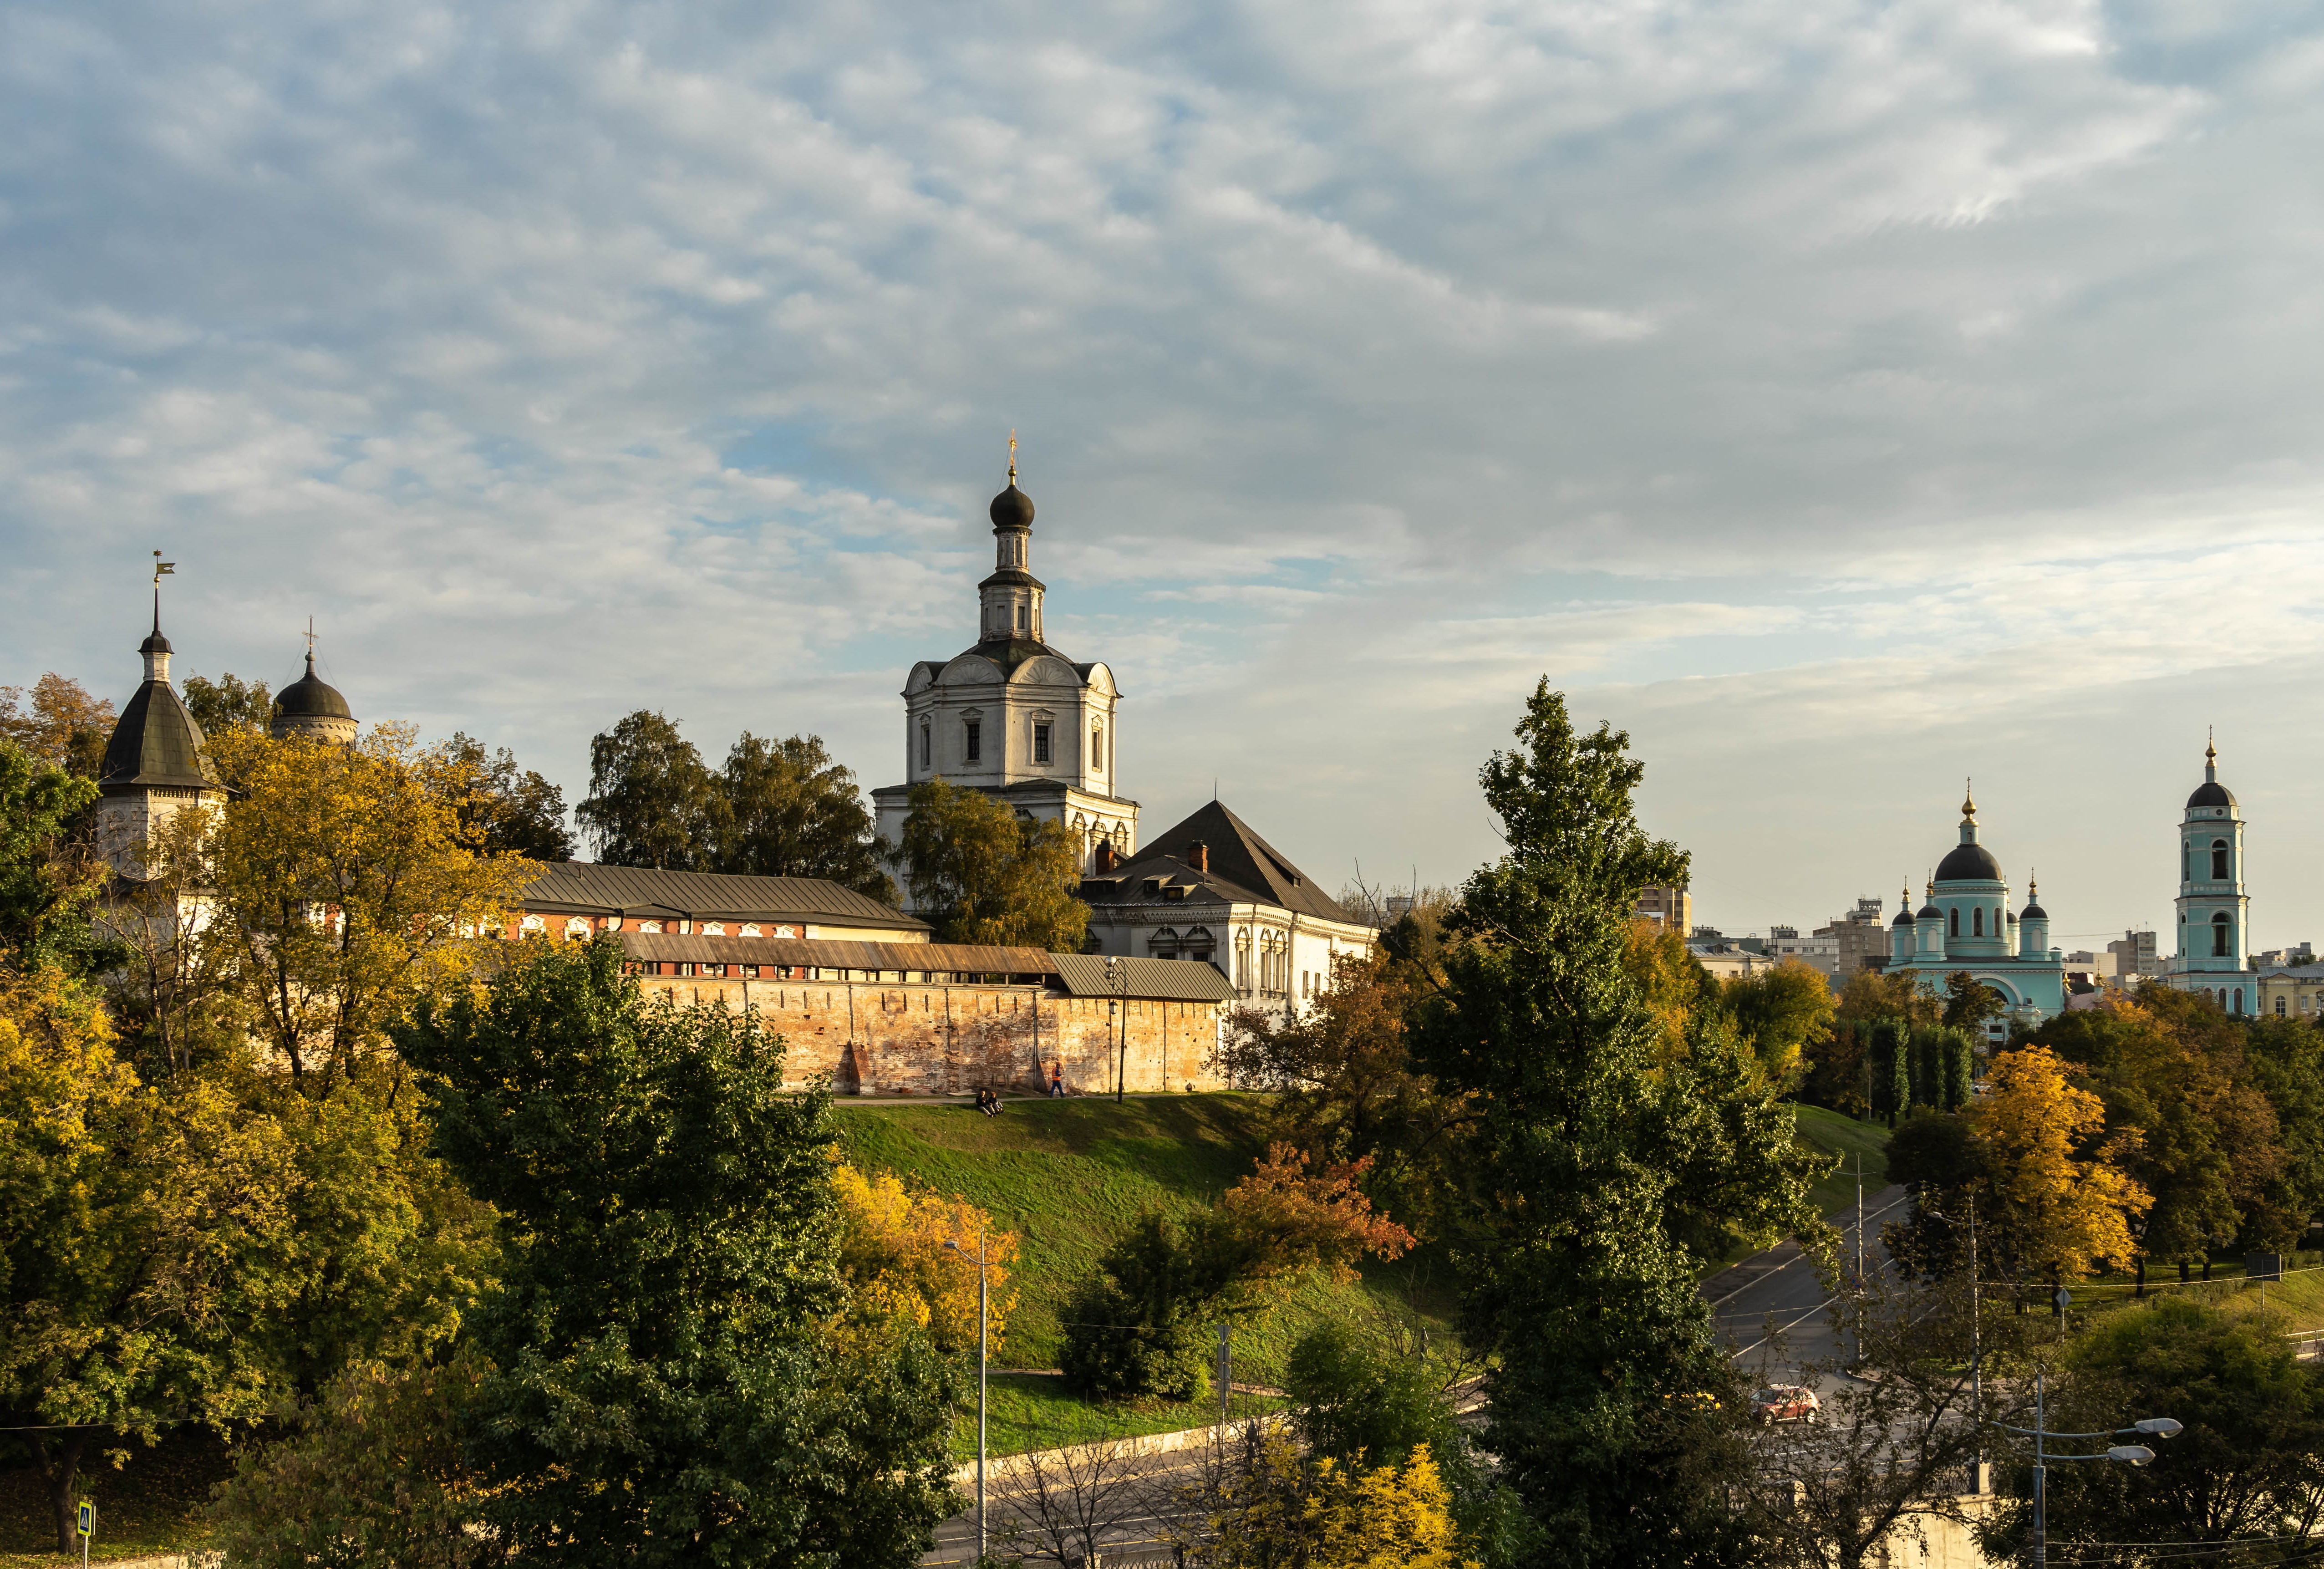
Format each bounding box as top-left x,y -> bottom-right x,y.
1886,786 -> 2067,1032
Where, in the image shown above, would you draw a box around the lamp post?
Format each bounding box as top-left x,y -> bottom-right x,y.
946,1228 -> 990,1562
1995,1368 -> 2180,1569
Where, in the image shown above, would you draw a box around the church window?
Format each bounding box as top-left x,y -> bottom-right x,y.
1092,723 -> 1104,769
1972,907 -> 1983,938
919,724 -> 930,768
966,721 -> 981,763
1948,908 -> 1959,938
1017,602 -> 1028,632
1235,929 -> 1251,989
1034,723 -> 1053,764
2234,987 -> 2244,1014
2212,912 -> 2231,957
2211,840 -> 2229,879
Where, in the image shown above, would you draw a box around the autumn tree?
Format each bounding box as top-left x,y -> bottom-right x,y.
447,732 -> 574,861
0,966 -> 493,1553
712,731 -> 895,901
1063,1144 -> 1412,1400
1890,1045 -> 2149,1292
186,725 -> 538,1078
575,709 -> 718,869
1941,970 -> 2005,1033
1216,952 -> 1479,1239
402,938 -> 959,1566
2035,990 -> 2280,1281
0,672 -> 116,778
1407,681 -> 1826,1569
1180,1431 -> 1479,1569
900,777 -> 1089,951
180,670 -> 275,738
833,1162 -> 1017,1356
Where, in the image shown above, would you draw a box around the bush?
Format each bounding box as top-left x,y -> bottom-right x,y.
1058,1213 -> 1216,1401
1283,1320 -> 1458,1468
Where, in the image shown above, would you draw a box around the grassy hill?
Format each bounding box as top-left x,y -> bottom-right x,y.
1790,1102 -> 1891,1216
834,1095 -> 1458,1443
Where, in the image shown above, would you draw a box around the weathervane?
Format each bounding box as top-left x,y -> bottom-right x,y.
151,549 -> 175,631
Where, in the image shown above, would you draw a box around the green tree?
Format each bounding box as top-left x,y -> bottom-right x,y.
0,739 -> 114,976
209,1350 -> 503,1569
448,732 -> 574,861
2244,1015 -> 2324,1248
1407,681 -> 1825,1569
575,709 -> 717,870
1941,971 -> 2005,1033
712,731 -> 895,902
0,672 -> 117,778
400,938 -> 959,1567
1721,958 -> 1836,1087
1994,1296 -> 2324,1559
899,777 -> 1089,950
180,670 -> 275,738
0,967 -> 490,1553
1063,1145 -> 1412,1401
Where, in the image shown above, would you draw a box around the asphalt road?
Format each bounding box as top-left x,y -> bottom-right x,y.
919,1191 -> 1914,1564
1707,1183 -> 1910,1377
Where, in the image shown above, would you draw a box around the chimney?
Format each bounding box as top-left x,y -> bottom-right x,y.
1095,841 -> 1117,874
1189,841 -> 1210,874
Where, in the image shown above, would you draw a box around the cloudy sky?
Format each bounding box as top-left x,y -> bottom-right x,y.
5,0 -> 2322,951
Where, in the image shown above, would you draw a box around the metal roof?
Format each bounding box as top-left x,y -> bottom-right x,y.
1051,952 -> 1238,1003
519,863 -> 927,932
620,932 -> 1050,977
99,678 -> 217,791
1080,800 -> 1363,928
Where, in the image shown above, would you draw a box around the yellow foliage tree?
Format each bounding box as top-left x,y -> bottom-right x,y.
1197,1433 -> 1478,1569
175,725 -> 538,1078
1973,1044 -> 2151,1283
832,1162 -> 1017,1356
1623,917 -> 1704,1061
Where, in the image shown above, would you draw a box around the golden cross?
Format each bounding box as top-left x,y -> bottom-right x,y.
1008,430 -> 1018,485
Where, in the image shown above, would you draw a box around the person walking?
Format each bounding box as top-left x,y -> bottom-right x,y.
1048,1062 -> 1065,1098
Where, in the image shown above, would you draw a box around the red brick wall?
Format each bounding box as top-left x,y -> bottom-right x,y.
634,974 -> 1223,1096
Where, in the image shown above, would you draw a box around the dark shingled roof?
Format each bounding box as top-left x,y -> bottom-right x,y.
519,863 -> 927,932
1082,800 -> 1361,927
99,679 -> 216,790
620,933 -> 1044,976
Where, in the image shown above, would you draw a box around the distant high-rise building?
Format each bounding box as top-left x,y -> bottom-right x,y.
2107,929 -> 2158,978
1814,896 -> 1890,977
1637,884 -> 1691,933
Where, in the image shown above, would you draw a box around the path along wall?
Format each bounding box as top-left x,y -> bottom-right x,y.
635,973 -> 1226,1095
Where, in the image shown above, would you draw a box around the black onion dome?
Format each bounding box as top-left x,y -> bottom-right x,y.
2021,899 -> 2048,921
1935,841 -> 2004,882
1892,906 -> 1916,927
1917,897 -> 1942,919
139,628 -> 173,656
989,482 -> 1034,530
275,653 -> 353,720
2187,779 -> 2235,810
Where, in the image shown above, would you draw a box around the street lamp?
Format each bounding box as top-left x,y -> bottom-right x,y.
945,1228 -> 991,1562
1994,1367 -> 2180,1569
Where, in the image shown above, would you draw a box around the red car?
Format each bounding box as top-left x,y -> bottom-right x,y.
1752,1385 -> 1821,1424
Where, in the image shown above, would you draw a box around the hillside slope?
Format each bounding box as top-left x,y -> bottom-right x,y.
833,1095 -> 1456,1386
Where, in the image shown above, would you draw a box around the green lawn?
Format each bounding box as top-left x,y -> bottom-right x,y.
0,1427 -> 235,1567
1791,1102 -> 1892,1217
956,1373 -> 1287,1462
834,1095 -> 1459,1410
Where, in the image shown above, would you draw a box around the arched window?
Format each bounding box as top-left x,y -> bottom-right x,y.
2183,842 -> 2191,880
2277,996 -> 2288,1017
919,723 -> 931,769
1972,907 -> 1983,937
1185,926 -> 1215,965
565,917 -> 590,940
1235,929 -> 1252,990
2234,987 -> 2244,1014
2213,912 -> 2231,958
1092,723 -> 1104,770
2212,840 -> 2229,879
1149,927 -> 1180,959
1948,908 -> 1959,938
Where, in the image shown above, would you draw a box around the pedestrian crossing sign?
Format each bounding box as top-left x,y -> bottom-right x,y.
77,1503 -> 92,1537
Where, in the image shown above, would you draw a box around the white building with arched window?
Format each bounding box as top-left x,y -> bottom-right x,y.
1078,800 -> 1376,1024
2163,741 -> 2262,1016
871,456 -> 1139,900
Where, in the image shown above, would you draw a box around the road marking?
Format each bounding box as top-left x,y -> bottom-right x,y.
1729,1294 -> 1840,1360
1705,1192 -> 1910,1310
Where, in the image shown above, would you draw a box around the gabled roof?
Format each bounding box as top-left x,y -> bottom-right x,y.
99,679 -> 216,790
518,863 -> 926,933
1083,800 -> 1360,927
